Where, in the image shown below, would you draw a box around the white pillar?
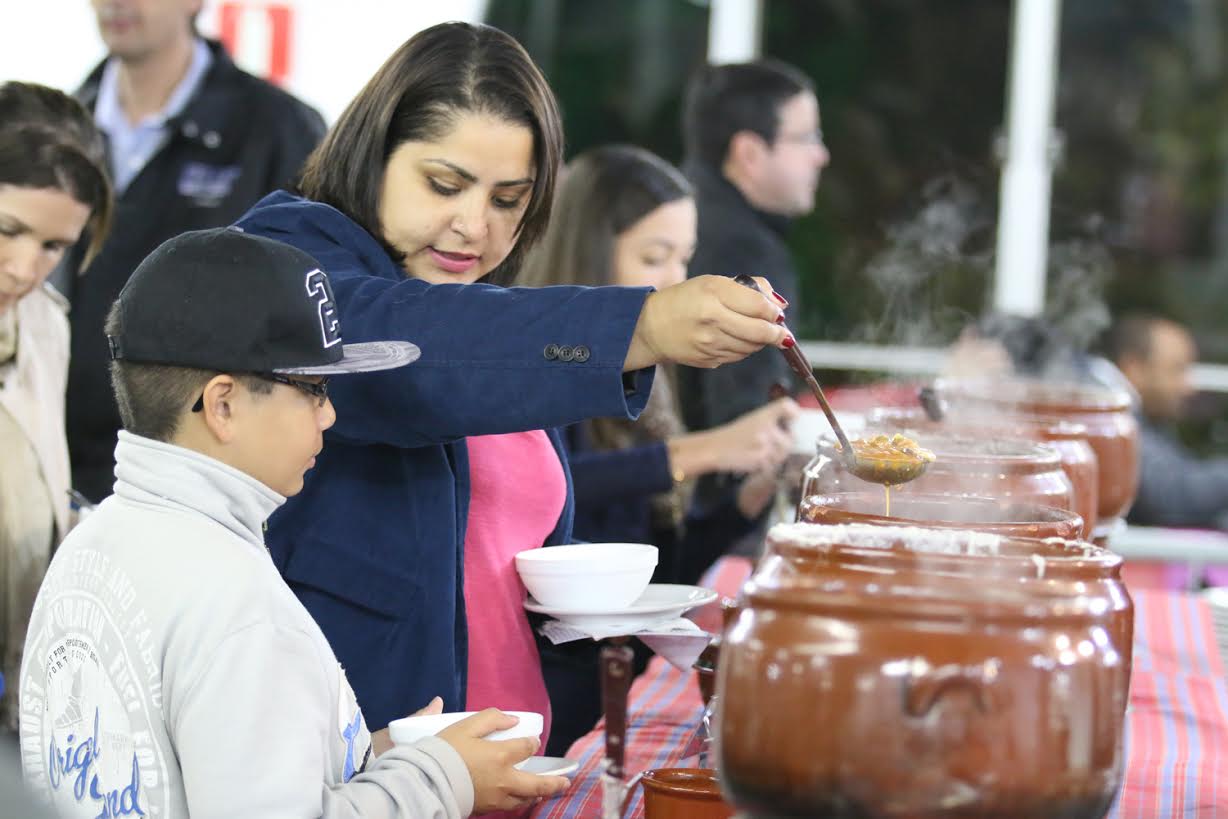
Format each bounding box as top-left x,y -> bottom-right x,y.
993,0 -> 1062,317
707,0 -> 762,63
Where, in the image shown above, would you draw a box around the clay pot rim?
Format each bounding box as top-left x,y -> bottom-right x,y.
767,538 -> 1117,565
766,524 -> 1113,562
934,376 -> 1133,413
762,551 -> 1123,589
762,550 -> 1122,590
739,575 -> 1129,622
762,527 -> 1122,581
800,492 -> 1083,529
640,768 -> 726,800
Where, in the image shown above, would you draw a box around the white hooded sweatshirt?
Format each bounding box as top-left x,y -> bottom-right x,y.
18,431 -> 475,818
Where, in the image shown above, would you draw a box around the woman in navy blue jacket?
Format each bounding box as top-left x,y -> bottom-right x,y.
519,145 -> 799,753
234,22 -> 791,734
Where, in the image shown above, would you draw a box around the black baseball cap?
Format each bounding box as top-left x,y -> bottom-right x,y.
107,227 -> 419,375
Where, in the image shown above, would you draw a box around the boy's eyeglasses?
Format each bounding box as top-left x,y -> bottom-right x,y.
265,373 -> 331,406
191,374 -> 331,412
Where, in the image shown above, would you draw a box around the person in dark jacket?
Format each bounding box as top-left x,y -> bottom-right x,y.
1106,314 -> 1228,529
235,22 -> 792,733
519,144 -> 799,754
676,59 -> 830,435
62,0 -> 325,502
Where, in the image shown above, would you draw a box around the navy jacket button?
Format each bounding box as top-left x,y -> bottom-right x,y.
574,345 -> 590,363
558,346 -> 575,362
544,344 -> 559,360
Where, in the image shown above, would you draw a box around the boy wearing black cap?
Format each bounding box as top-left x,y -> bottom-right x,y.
16,228 -> 568,818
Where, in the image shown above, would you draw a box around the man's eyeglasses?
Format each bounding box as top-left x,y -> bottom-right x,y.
775,128 -> 825,148
191,374 -> 331,412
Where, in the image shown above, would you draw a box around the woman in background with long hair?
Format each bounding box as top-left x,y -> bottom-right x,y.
0,81 -> 112,730
520,144 -> 797,753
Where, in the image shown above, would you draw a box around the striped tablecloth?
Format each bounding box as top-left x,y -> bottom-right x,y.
531,557 -> 1228,819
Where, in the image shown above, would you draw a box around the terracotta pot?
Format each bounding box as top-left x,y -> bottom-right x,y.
866,406 -> 1100,538
624,768 -> 735,819
934,378 -> 1138,527
798,491 -> 1083,540
1030,435 -> 1098,539
802,432 -> 1076,515
718,523 -> 1133,819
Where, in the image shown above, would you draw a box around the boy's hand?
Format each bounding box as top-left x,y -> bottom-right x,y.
438,709 -> 571,813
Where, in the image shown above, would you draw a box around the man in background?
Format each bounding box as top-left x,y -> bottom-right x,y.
61,0 -> 325,502
676,59 -> 830,433
1105,314 -> 1228,529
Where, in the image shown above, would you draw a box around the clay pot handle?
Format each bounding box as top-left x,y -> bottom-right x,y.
618,770 -> 648,819
903,662 -> 998,718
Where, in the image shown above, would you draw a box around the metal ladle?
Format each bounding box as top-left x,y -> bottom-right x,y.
733,274 -> 932,486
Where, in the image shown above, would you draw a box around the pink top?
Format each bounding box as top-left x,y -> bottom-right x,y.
464,430 -> 567,751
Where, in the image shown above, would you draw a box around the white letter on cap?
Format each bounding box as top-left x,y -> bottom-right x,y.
305,269 -> 342,348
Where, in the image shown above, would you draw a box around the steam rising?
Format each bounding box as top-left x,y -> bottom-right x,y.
855,175 -> 1116,382
859,176 -> 992,346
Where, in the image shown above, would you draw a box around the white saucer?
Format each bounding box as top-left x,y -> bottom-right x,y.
524,584 -> 718,630
521,756 -> 580,777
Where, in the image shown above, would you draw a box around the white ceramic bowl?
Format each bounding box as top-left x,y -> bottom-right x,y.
389,710 -> 544,746
515,543 -> 658,610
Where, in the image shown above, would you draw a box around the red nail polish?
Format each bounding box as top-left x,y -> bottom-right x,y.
773,291 -> 789,306
782,334 -> 796,349
775,313 -> 786,325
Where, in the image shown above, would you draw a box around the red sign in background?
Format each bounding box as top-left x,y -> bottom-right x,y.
218,2 -> 293,85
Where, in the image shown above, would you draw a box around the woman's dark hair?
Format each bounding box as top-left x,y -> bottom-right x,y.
519,144 -> 692,289
0,81 -> 112,266
682,59 -> 814,169
298,22 -> 563,285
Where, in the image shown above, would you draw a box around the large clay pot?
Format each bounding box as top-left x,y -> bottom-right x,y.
934,378 -> 1138,532
867,406 -> 1100,539
718,523 -> 1133,819
802,432 -> 1076,515
799,491 -> 1084,540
